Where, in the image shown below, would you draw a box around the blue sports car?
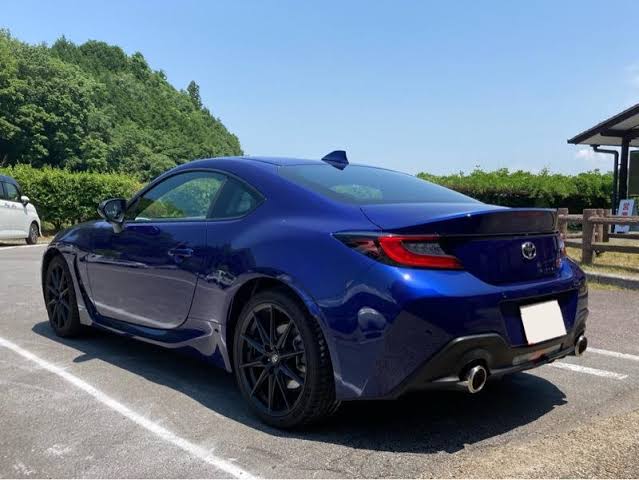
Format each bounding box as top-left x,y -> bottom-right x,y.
41,151 -> 588,428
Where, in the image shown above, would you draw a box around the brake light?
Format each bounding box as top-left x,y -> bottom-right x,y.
379,235 -> 463,269
337,234 -> 463,270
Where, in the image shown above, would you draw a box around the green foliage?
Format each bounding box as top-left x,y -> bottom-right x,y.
0,30 -> 242,181
186,80 -> 203,110
418,168 -> 614,212
0,164 -> 141,230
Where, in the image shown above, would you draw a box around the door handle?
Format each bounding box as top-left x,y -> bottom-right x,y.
168,247 -> 193,258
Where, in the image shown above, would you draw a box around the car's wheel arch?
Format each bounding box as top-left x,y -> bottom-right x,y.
29,220 -> 41,236
41,247 -> 63,294
224,275 -> 340,379
41,245 -> 92,325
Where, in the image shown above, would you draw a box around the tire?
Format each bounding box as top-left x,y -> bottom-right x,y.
25,222 -> 39,245
233,288 -> 336,429
44,255 -> 83,337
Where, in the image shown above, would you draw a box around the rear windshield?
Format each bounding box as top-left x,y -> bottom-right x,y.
280,164 -> 478,205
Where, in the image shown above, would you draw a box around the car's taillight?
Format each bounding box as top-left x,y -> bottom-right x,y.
379,235 -> 463,269
336,233 -> 463,270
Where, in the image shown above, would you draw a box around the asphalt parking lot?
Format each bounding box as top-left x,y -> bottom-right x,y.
1,244 -> 639,478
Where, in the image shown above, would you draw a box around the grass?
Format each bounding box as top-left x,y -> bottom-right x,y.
566,238 -> 639,278
587,281 -> 631,291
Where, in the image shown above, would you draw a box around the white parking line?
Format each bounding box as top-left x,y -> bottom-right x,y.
0,336 -> 255,479
588,347 -> 639,362
550,362 -> 628,380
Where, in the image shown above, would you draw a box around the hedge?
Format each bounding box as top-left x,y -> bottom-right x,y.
0,165 -> 142,231
418,168 -> 615,212
0,165 -> 618,233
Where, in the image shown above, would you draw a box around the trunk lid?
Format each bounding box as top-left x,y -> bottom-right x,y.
361,203 -> 561,284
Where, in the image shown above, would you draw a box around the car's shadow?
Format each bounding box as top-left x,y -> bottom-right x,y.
33,321 -> 566,454
0,242 -> 26,247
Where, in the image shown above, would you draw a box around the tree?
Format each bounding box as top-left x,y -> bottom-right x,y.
0,31 -> 242,180
187,80 -> 203,110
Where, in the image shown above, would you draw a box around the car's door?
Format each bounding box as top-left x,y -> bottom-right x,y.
0,181 -> 24,236
0,182 -> 11,238
86,170 -> 226,329
8,182 -> 32,235
187,176 -> 265,323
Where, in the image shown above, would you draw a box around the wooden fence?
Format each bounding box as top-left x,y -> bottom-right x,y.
557,208 -> 639,263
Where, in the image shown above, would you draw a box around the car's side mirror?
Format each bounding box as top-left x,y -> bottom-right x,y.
20,195 -> 30,205
98,198 -> 127,233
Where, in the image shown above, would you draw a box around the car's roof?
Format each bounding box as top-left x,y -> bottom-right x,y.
186,156 -> 401,174
245,156 -> 331,166
190,156 -> 333,168
0,174 -> 18,185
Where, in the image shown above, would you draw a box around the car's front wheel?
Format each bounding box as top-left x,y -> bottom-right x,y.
44,255 -> 82,337
26,222 -> 38,245
233,288 -> 337,428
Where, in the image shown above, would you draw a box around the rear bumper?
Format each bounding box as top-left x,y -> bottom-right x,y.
384,311 -> 586,398
324,258 -> 588,401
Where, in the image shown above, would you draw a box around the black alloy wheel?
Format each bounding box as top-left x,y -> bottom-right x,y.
45,256 -> 82,337
238,303 -> 307,414
233,288 -> 337,428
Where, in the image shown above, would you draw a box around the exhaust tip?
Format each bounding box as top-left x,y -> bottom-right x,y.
464,365 -> 488,394
575,335 -> 588,357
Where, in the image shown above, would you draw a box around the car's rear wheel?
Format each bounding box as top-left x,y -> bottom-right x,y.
45,256 -> 82,337
233,288 -> 336,428
26,222 -> 38,245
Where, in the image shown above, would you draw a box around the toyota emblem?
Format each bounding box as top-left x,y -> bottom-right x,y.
521,241 -> 537,260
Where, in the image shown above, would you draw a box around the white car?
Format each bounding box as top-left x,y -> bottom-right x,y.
0,175 -> 41,244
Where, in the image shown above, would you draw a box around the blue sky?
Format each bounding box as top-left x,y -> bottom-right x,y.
3,0 -> 639,175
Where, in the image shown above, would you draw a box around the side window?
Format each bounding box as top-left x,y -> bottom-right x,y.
126,171 -> 225,221
3,182 -> 20,202
0,183 -> 6,200
212,178 -> 262,219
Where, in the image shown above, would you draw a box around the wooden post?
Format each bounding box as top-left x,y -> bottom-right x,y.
596,208 -> 605,242
602,209 -> 611,242
582,209 -> 597,264
557,208 -> 568,237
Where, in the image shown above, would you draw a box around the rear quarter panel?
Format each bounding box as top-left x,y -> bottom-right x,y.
188,175 -> 381,374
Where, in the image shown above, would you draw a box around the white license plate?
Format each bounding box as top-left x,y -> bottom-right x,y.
520,300 -> 566,345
